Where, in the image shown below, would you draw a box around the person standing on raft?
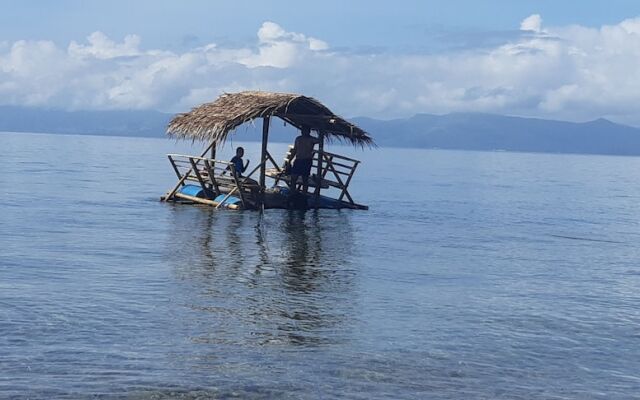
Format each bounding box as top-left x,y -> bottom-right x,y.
289,126 -> 320,194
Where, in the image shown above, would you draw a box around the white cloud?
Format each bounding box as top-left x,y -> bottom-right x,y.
520,14 -> 543,33
68,31 -> 141,59
2,18 -> 640,125
241,21 -> 328,68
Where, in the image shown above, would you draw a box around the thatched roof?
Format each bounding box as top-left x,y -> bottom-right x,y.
167,91 -> 374,147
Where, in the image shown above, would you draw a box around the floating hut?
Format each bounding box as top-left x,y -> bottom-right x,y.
161,91 -> 374,210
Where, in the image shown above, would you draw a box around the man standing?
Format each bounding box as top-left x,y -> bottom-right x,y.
289,126 -> 320,194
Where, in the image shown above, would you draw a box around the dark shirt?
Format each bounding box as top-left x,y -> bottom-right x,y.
230,155 -> 245,175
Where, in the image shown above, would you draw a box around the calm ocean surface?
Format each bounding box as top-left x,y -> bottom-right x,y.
1,131 -> 640,399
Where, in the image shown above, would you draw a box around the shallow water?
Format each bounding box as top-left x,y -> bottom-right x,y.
1,132 -> 640,399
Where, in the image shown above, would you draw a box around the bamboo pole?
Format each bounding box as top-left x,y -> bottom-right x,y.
215,187 -> 239,209
265,149 -> 281,172
338,162 -> 359,204
188,158 -> 212,198
174,192 -> 240,210
230,166 -> 247,209
324,156 -> 354,204
314,131 -> 324,207
210,142 -> 216,171
203,159 -> 220,196
259,116 -> 270,206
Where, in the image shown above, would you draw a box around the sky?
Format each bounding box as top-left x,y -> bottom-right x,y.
2,0 -> 640,125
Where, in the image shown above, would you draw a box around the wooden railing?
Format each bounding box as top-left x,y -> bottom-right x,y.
312,150 -> 360,204
265,147 -> 360,205
164,154 -> 252,209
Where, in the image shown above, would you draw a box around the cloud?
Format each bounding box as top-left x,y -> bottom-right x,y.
240,21 -> 328,68
68,31 -> 142,59
520,14 -> 543,33
2,17 -> 640,125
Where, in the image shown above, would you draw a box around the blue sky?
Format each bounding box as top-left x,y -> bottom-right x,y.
2,1 -> 640,124
4,0 -> 640,49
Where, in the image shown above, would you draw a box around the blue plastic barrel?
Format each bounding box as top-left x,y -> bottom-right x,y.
179,185 -> 205,198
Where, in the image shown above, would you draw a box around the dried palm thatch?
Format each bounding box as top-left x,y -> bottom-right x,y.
167,91 -> 374,147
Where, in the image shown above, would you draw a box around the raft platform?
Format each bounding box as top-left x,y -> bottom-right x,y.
160,91 -> 374,211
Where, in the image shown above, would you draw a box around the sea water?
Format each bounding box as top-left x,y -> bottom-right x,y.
1,132 -> 639,399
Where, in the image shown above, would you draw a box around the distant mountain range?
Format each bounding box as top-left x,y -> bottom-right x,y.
0,106 -> 171,138
2,106 -> 640,156
354,113 -> 640,156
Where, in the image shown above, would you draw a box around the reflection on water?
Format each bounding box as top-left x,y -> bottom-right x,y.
166,206 -> 357,347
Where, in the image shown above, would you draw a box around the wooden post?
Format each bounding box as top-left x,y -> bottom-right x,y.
189,157 -> 213,198
167,155 -> 182,179
259,116 -> 270,207
200,141 -> 215,158
314,131 -> 325,207
203,159 -> 220,196
229,165 -> 247,209
210,142 -> 216,171
338,162 -> 359,204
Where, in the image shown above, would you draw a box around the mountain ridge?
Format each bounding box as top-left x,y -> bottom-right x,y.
2,106 -> 640,156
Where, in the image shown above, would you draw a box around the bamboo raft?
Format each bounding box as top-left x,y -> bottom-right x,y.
161,91 -> 374,210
